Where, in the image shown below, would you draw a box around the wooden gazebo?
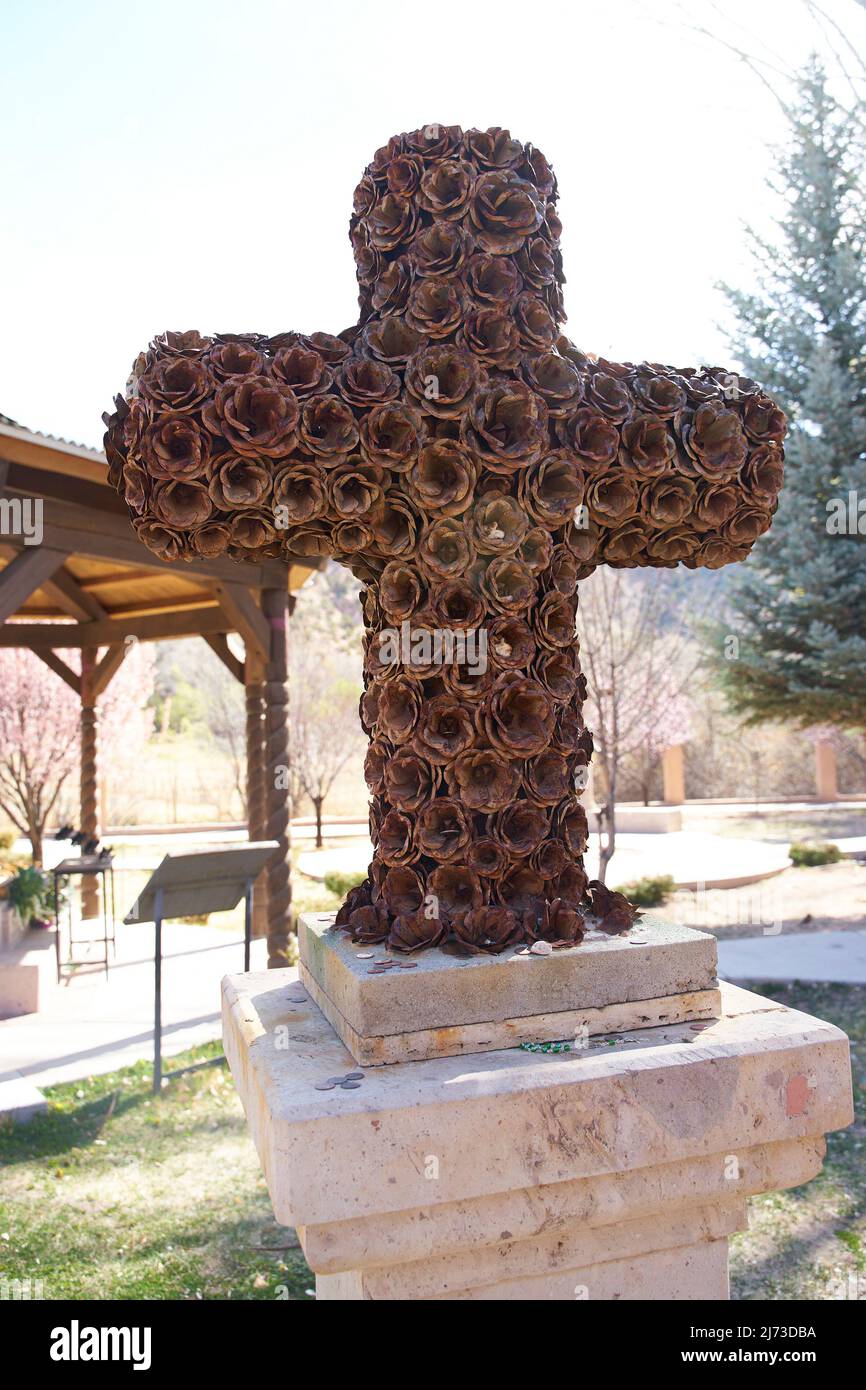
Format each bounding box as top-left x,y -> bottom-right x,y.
0,415 -> 320,966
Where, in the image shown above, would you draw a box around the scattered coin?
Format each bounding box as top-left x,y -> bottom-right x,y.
345,1071 -> 364,1080
327,1076 -> 348,1084
530,940 -> 553,956
314,1081 -> 336,1091
340,1080 -> 362,1089
398,962 -> 418,969
356,951 -> 374,959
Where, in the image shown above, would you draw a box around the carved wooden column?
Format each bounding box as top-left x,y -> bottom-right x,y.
261,587 -> 292,967
80,647 -> 100,918
245,654 -> 268,938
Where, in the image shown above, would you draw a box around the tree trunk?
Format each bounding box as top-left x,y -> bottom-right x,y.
313,796 -> 324,850
28,816 -> 43,867
597,760 -> 617,885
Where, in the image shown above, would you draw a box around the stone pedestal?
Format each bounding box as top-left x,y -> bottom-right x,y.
223,968 -> 852,1301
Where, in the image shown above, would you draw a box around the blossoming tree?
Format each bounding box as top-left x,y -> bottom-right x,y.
0,645 -> 155,864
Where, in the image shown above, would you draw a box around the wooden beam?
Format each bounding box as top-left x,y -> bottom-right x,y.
0,546 -> 69,622
0,483 -> 291,587
0,607 -> 232,647
213,582 -> 269,665
33,648 -> 81,695
41,565 -> 108,621
204,633 -> 245,683
102,596 -> 218,621
91,644 -> 127,699
80,648 -> 100,917
0,421 -> 108,485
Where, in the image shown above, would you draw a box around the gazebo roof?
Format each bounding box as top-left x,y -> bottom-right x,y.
0,417 -> 321,656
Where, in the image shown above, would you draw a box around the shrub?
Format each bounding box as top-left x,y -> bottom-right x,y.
614,874 -> 676,908
789,841 -> 843,868
324,870 -> 367,898
6,865 -> 51,924
0,830 -> 15,852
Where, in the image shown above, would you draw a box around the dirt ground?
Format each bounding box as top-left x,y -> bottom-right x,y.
665,860 -> 866,940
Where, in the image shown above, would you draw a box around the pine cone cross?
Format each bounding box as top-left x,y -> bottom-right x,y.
104,123 -> 786,952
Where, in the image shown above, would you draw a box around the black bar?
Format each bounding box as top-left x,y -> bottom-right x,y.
161,1056 -> 225,1082
244,874 -> 252,972
153,888 -> 163,1094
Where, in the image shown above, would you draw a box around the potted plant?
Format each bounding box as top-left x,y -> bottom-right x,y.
6,865 -> 52,930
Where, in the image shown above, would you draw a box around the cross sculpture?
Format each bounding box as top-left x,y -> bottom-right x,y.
104,124 -> 786,955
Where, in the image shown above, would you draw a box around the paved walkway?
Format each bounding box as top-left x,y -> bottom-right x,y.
718,928 -> 866,985
0,920 -> 266,1093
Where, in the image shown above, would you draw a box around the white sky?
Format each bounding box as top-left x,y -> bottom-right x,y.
1,0 -> 863,449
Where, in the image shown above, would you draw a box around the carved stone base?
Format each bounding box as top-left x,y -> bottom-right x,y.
298,911 -> 719,1064
222,973 -> 852,1302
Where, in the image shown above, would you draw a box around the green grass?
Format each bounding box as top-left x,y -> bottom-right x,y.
730,981 -> 866,1301
0,1043 -> 314,1301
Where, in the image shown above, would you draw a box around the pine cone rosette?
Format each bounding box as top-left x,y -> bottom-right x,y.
448,748 -> 520,813
523,897 -> 585,947
450,905 -> 521,955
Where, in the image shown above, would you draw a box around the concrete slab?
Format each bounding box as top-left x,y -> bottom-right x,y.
0,1072 -> 47,1123
298,911 -> 718,1039
0,930 -> 56,1019
299,960 -> 721,1064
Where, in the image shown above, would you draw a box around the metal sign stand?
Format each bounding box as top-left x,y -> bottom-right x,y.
123,842 -> 278,1093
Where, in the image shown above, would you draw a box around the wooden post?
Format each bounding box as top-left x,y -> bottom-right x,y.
245,654 -> 269,938
80,647 -> 100,918
261,587 -> 293,967
815,738 -> 838,802
662,744 -> 686,805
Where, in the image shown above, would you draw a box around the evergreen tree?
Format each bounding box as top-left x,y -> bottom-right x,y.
713,59 -> 866,728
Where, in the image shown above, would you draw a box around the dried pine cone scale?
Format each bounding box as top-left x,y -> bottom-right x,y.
106,124 -> 787,953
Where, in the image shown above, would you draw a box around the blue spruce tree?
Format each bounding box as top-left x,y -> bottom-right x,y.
714,59 -> 866,728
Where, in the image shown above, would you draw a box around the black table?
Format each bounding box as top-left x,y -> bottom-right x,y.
53,855 -> 116,981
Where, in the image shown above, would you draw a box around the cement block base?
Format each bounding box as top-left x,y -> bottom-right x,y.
222,968 -> 853,1302
298,911 -> 719,1064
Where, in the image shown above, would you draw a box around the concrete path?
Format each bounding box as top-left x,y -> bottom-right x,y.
298,831 -> 791,892
0,920 -> 267,1092
718,928 -> 866,985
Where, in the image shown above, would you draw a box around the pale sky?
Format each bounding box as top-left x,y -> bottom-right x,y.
1,0 -> 863,449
